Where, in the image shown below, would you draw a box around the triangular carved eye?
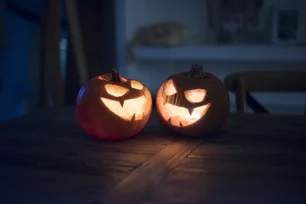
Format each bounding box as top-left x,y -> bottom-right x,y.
164,80 -> 177,95
130,80 -> 144,90
105,84 -> 128,97
184,89 -> 206,103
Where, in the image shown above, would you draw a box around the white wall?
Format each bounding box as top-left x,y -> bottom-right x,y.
125,0 -> 207,44
120,0 -> 306,114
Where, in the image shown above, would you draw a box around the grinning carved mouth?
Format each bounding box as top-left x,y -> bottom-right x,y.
100,96 -> 147,121
160,103 -> 211,127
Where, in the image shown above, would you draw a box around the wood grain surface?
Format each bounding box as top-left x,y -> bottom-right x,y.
0,106 -> 305,204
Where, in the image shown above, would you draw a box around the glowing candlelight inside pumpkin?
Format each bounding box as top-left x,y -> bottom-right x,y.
76,70 -> 152,140
156,64 -> 230,136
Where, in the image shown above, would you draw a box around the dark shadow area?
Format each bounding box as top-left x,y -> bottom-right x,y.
0,0 -> 305,123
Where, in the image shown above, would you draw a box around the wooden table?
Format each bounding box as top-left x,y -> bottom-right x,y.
0,106 -> 306,204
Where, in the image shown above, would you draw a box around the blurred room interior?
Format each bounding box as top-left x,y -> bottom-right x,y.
0,0 -> 306,122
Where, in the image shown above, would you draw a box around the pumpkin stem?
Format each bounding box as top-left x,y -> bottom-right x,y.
111,69 -> 121,82
188,64 -> 206,78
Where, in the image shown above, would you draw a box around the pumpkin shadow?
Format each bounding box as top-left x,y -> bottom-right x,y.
167,128 -> 222,140
138,113 -> 174,140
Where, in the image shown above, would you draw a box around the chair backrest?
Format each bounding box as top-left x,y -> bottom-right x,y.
224,71 -> 306,114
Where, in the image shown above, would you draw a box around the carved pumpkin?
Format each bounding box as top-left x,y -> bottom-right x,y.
156,64 -> 230,136
76,70 -> 152,140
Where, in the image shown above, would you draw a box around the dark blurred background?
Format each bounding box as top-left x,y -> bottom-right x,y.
0,0 -> 306,122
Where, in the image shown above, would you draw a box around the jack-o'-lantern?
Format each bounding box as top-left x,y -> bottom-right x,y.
76,70 -> 152,140
156,64 -> 230,137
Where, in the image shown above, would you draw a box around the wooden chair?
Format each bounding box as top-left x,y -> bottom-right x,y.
224,71 -> 306,115
40,0 -> 111,106
7,0 -> 116,108
39,0 -> 89,108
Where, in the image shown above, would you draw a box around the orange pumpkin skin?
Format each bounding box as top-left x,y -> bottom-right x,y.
156,64 -> 230,137
76,70 -> 152,140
